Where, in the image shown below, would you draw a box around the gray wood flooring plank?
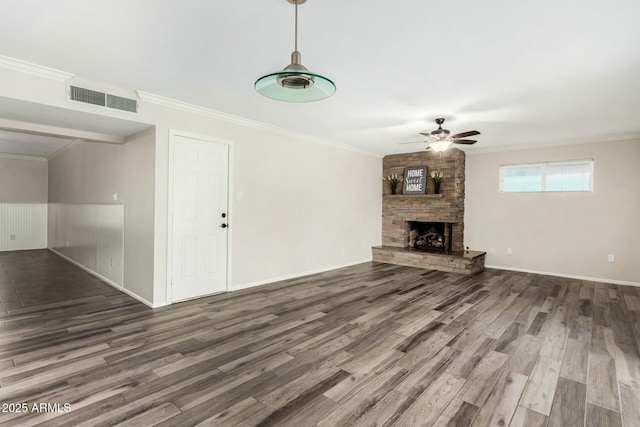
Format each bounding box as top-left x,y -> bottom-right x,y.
318,366 -> 408,426
508,334 -> 544,376
547,377 -> 586,427
192,397 -> 263,427
508,406 -> 548,427
446,336 -> 495,379
588,352 -> 621,412
457,350 -> 508,407
394,373 -> 466,427
560,338 -> 589,383
471,370 -> 528,427
432,397 -> 479,427
396,346 -> 459,397
586,403 -> 623,427
519,304 -> 570,416
620,385 -> 640,427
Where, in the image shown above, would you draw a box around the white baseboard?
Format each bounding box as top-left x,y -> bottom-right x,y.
485,264 -> 640,287
48,247 -> 157,308
231,258 -> 373,291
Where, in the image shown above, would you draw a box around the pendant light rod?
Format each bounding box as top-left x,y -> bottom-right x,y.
288,0 -> 305,56
294,0 -> 298,52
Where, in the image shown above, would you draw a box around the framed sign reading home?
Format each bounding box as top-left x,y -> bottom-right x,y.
403,166 -> 427,194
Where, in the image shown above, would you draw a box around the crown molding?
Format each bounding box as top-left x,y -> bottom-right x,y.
136,90 -> 383,158
465,133 -> 640,155
0,152 -> 47,162
0,55 -> 74,82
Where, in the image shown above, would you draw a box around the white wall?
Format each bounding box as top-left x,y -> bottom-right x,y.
465,139 -> 640,285
151,112 -> 382,302
0,62 -> 382,307
0,155 -> 48,250
48,141 -> 123,203
47,130 -> 156,304
228,127 -> 381,288
122,127 -> 155,303
0,155 -> 48,202
48,140 -> 126,289
48,203 -> 124,285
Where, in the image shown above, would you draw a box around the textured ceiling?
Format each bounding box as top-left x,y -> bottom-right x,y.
0,0 -> 639,155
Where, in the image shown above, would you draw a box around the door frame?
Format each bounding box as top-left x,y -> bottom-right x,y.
167,129 -> 234,304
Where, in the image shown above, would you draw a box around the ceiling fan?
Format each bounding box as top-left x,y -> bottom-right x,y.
401,118 -> 480,152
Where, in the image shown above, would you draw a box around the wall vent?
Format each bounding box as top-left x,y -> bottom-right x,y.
69,85 -> 138,113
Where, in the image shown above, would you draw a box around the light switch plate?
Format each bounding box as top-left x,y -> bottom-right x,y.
235,191 -> 244,201
608,254 -> 615,263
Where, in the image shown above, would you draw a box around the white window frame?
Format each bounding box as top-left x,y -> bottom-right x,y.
499,159 -> 594,193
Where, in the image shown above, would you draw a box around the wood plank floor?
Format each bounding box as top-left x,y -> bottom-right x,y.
1,249 -> 639,426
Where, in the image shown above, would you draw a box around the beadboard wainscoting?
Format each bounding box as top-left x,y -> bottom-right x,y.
0,203 -> 47,251
48,203 -> 124,287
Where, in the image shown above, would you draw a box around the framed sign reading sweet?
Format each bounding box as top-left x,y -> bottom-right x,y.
403,166 -> 427,194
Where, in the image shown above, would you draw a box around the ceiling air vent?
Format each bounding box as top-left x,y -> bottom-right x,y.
70,86 -> 105,106
106,94 -> 137,113
69,85 -> 138,113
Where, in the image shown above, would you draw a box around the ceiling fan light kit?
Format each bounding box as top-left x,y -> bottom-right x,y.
401,118 -> 481,152
255,0 -> 336,102
428,139 -> 454,152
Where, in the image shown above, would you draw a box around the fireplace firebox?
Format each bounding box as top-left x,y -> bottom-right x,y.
408,221 -> 454,253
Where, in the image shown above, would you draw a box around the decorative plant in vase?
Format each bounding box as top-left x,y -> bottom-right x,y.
430,170 -> 444,194
383,174 -> 403,195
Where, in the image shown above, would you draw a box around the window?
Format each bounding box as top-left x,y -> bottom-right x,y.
500,159 -> 593,193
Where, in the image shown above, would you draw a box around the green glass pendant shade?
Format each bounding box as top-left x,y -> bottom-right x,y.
254,0 -> 335,103
255,70 -> 336,102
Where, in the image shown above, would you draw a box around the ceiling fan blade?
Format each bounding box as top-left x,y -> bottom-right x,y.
419,132 -> 435,138
452,140 -> 477,145
399,140 -> 427,145
451,130 -> 480,139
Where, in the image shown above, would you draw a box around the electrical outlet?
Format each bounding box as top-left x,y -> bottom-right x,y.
112,193 -> 118,201
110,258 -> 114,267
608,254 -> 615,263
10,234 -> 16,241
65,240 -> 70,247
507,247 -> 513,255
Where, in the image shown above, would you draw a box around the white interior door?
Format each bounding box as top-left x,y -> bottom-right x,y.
171,135 -> 229,302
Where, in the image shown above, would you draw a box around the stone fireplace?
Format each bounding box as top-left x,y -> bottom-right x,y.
372,148 -> 485,274
381,148 -> 465,251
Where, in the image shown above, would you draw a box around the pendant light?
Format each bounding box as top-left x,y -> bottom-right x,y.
254,0 -> 336,102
